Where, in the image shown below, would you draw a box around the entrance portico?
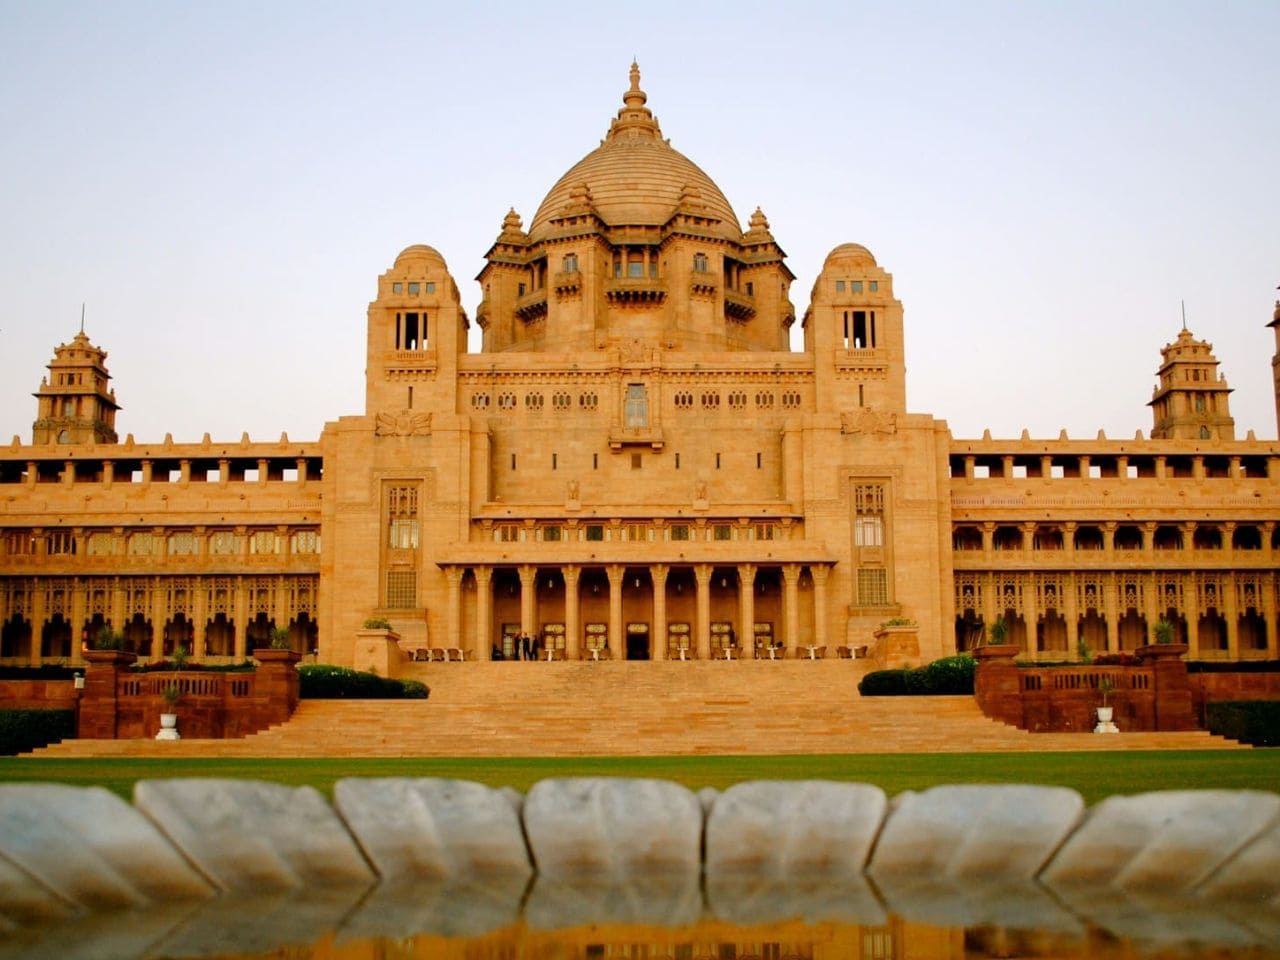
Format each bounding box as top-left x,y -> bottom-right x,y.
442,557 -> 830,661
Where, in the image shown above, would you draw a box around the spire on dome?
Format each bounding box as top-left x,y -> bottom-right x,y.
607,60 -> 663,141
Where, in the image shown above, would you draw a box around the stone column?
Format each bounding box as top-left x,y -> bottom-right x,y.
29,585 -> 46,666
1224,572 -> 1240,659
233,577 -> 248,661
69,579 -> 86,665
738,563 -> 756,659
1022,573 -> 1038,657
562,565 -> 580,660
519,565 -> 537,640
694,564 -> 713,660
110,577 -> 125,647
1184,572 -> 1201,657
1144,572 -> 1160,646
192,578 -> 207,660
1103,573 -> 1119,653
782,564 -> 801,658
152,578 -> 168,660
812,565 -> 830,651
79,650 -> 137,739
1264,571 -> 1278,658
1064,572 -> 1079,655
651,564 -> 669,660
445,567 -> 462,649
474,567 -> 493,660
607,565 -> 624,658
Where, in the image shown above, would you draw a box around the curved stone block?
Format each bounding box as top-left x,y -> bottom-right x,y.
134,779 -> 374,893
0,852 -> 76,929
1197,813 -> 1280,903
0,784 -> 213,909
1040,790 -> 1280,892
705,780 -> 886,877
868,784 -> 1083,882
334,778 -> 532,881
523,778 -> 701,880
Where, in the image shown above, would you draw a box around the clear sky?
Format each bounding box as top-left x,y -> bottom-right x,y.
1,1 -> 1277,444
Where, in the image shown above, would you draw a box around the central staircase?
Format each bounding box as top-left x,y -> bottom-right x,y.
32,660 -> 1244,758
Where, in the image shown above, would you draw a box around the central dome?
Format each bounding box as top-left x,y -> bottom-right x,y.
529,64 -> 741,243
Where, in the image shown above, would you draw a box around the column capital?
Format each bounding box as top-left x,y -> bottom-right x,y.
651,563 -> 669,583
782,563 -> 801,584
561,564 -> 581,585
811,564 -> 830,585
694,563 -> 713,584
737,562 -> 757,578
473,566 -> 493,585
606,564 -> 625,584
518,564 -> 536,585
443,566 -> 462,585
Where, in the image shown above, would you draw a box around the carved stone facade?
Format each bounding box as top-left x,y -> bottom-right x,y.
1,65 -> 1277,668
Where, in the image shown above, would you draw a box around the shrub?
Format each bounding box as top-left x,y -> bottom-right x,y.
269,627 -> 292,650
130,660 -> 255,673
1206,701 -> 1280,747
0,710 -> 75,756
362,618 -> 393,631
920,654 -> 976,694
0,665 -> 79,680
858,669 -> 909,696
859,655 -> 975,696
1188,660 -> 1280,674
93,627 -> 124,651
298,664 -> 428,700
1093,652 -> 1141,667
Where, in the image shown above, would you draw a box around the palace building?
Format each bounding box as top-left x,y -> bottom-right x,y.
2,65 -> 1279,670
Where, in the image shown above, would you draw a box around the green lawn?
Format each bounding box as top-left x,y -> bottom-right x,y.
1,751 -> 1274,804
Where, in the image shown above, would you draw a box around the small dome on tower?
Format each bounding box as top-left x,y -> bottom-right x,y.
824,243 -> 877,267
394,244 -> 447,268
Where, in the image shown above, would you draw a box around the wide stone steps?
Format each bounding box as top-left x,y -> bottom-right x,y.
32,661 -> 1246,757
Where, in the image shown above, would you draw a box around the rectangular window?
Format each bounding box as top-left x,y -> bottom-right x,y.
835,280 -> 845,292
745,281 -> 754,296
249,530 -> 280,555
4,531 -> 35,556
755,522 -> 776,541
392,282 -> 402,294
166,532 -> 197,555
408,282 -> 420,294
670,524 -> 689,541
625,523 -> 646,542
631,453 -> 642,469
851,281 -> 863,293
563,253 -> 578,273
693,253 -> 708,273
388,484 -> 419,549
624,383 -> 649,428
542,525 -> 562,542
208,531 -> 242,555
291,530 -> 320,554
85,532 -> 120,556
712,524 -> 732,541
854,483 -> 886,547
386,570 -> 416,608
495,524 -> 519,543
46,531 -> 76,556
869,281 -> 878,292
585,524 -> 605,542
857,568 -> 889,606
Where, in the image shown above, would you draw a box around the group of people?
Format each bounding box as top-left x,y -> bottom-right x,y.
493,632 -> 542,661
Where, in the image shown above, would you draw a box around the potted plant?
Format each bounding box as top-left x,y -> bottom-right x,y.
987,617 -> 1008,646
1154,617 -> 1175,645
1094,675 -> 1118,733
172,643 -> 189,671
156,682 -> 182,741
269,626 -> 292,650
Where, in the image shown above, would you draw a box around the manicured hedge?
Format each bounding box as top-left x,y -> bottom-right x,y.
298,664 -> 428,700
0,709 -> 75,756
1206,701 -> 1280,747
859,654 -> 976,696
0,665 -> 79,681
129,660 -> 256,673
1188,660 -> 1280,674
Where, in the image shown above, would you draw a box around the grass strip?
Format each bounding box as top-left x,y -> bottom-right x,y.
1,750 -> 1274,804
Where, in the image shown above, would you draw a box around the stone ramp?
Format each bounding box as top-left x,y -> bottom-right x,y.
31,660 -> 1246,758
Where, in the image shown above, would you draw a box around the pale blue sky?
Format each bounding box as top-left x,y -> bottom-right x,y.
2,1 -> 1277,443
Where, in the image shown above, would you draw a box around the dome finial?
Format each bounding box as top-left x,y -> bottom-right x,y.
624,59 -> 647,109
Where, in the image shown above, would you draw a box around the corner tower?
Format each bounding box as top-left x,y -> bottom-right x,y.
32,330 -> 120,444
1148,325 -> 1234,440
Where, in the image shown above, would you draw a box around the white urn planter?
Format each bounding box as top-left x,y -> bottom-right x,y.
156,713 -> 181,741
1093,705 -> 1118,734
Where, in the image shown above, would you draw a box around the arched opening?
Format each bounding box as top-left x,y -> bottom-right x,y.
81,613 -> 110,652
1239,608 -> 1268,653
124,613 -> 153,657
1,615 -> 32,659
1159,609 -> 1188,645
1199,608 -> 1228,656
1153,525 -> 1183,551
1114,525 -> 1142,551
1074,526 -> 1104,551
40,614 -> 72,659
289,612 -> 319,656
992,526 -> 1023,551
1233,525 -> 1263,551
1118,609 -> 1147,651
1037,609 -> 1068,654
952,527 -> 982,551
247,612 -> 275,651
163,613 -> 194,658
1193,526 -> 1223,550
1033,526 -> 1064,551
205,612 -> 236,657
954,610 -> 984,652
1078,610 -> 1107,655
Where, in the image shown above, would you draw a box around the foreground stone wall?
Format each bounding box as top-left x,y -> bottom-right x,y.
0,678 -> 74,711
0,777 -> 1276,956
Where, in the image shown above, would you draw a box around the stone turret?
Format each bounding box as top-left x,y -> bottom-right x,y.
1148,325 -> 1234,440
32,330 -> 120,444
